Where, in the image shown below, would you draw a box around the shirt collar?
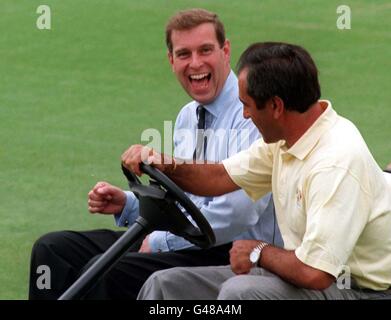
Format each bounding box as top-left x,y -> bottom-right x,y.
198,70 -> 238,119
282,100 -> 338,160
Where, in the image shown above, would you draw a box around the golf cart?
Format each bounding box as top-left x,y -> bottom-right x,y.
58,163 -> 215,300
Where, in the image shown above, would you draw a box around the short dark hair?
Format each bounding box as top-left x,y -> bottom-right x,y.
165,8 -> 226,54
237,42 -> 321,112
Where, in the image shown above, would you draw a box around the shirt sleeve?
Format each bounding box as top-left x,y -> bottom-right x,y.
114,191 -> 139,227
223,139 -> 274,201
295,166 -> 371,278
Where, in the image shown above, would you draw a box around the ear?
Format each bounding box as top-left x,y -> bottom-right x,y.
222,39 -> 231,63
271,96 -> 284,119
167,51 -> 175,72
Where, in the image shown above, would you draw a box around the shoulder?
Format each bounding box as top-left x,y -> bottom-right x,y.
177,100 -> 197,117
307,116 -> 377,184
175,101 -> 197,127
326,116 -> 369,161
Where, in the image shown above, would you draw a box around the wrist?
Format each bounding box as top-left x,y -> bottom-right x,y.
249,241 -> 269,267
164,157 -> 177,176
119,191 -> 127,211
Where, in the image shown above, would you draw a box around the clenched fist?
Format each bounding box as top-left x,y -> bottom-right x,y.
88,181 -> 126,215
229,240 -> 262,274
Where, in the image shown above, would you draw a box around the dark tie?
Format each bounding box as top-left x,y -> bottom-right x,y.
193,105 -> 207,160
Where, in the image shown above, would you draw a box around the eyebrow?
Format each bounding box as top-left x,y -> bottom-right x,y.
200,43 -> 215,49
174,47 -> 189,54
174,43 -> 216,56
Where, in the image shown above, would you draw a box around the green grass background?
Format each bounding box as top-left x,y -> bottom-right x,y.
0,0 -> 390,299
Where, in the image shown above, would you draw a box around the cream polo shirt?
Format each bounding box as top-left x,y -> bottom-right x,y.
223,100 -> 391,290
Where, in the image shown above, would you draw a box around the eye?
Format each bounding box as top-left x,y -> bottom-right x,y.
200,47 -> 213,55
176,51 -> 190,59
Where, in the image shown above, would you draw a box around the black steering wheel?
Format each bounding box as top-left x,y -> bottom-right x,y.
121,163 -> 216,249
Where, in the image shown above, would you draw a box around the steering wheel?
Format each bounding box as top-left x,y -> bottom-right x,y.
121,163 -> 216,249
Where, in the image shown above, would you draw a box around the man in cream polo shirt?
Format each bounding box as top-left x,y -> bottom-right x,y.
123,42 -> 391,299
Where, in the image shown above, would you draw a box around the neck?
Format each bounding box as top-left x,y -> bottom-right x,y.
283,101 -> 325,148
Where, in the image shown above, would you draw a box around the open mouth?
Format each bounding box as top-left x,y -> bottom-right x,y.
188,73 -> 212,89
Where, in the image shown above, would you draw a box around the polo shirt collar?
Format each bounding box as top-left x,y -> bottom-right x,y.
283,100 -> 338,160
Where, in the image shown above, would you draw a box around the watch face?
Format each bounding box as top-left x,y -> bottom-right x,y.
250,250 -> 260,263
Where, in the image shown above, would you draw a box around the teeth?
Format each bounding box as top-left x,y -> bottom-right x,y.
190,73 -> 208,80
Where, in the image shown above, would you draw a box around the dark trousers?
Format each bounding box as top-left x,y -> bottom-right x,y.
29,229 -> 231,300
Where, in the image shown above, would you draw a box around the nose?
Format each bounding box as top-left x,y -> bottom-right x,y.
189,53 -> 203,69
243,107 -> 250,119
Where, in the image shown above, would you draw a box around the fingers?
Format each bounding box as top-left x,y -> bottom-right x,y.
89,182 -> 112,200
88,201 -> 107,214
88,182 -> 112,213
229,240 -> 255,275
121,145 -> 142,176
121,144 -> 156,176
88,193 -> 107,213
95,186 -> 113,200
91,182 -> 108,197
147,151 -> 166,172
88,199 -> 107,208
87,180 -> 126,214
88,190 -> 110,202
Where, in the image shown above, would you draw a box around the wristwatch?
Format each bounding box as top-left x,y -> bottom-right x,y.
249,242 -> 269,266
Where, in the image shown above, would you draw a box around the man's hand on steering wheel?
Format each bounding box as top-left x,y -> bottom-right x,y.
121,144 -> 173,177
120,150 -> 216,249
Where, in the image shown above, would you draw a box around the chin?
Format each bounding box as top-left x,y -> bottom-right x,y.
192,95 -> 214,105
260,134 -> 272,144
